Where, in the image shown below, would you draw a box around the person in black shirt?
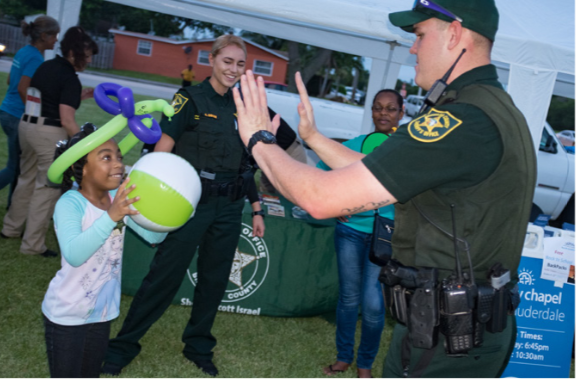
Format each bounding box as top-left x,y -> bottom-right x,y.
1,26 -> 98,258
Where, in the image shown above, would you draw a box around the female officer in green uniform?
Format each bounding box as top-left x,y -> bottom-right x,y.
103,35 -> 264,377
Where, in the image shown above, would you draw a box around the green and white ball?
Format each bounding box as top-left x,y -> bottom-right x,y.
127,152 -> 201,232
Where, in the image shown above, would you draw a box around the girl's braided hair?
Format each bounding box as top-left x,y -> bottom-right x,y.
53,123 -> 98,193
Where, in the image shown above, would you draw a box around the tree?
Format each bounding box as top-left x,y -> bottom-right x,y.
79,0 -> 183,37
286,42 -> 332,94
0,0 -> 47,22
547,96 -> 575,131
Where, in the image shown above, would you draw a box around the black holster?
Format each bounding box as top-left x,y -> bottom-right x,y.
379,260 -> 439,349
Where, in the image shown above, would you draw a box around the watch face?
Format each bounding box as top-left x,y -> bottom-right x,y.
261,130 -> 276,141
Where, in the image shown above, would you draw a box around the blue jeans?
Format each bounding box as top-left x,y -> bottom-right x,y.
0,110 -> 21,205
43,315 -> 111,378
334,222 -> 385,369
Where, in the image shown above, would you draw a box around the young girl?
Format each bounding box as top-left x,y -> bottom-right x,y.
41,124 -> 167,378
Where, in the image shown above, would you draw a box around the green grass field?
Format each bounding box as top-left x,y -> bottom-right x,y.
0,71 -> 573,378
0,72 -> 393,378
87,67 -> 200,87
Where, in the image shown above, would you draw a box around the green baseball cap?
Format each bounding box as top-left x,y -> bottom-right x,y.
389,0 -> 499,42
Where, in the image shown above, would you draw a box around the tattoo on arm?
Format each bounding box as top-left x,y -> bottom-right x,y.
341,199 -> 392,215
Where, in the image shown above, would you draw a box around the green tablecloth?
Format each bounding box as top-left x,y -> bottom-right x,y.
121,196 -> 339,317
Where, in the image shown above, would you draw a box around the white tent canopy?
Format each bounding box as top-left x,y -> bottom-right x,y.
48,0 -> 575,148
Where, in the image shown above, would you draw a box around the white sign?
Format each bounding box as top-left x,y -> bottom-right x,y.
541,237 -> 575,284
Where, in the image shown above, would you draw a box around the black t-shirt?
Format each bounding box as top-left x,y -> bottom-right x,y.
30,55 -> 81,120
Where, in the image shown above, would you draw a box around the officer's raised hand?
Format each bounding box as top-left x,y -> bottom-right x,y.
295,72 -> 320,143
233,70 -> 277,147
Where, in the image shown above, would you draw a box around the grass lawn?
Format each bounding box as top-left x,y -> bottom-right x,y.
87,67 -> 200,87
0,71 -> 393,378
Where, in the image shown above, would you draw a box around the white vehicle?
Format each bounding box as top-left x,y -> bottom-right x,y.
534,122 -> 575,224
267,89 -> 574,224
404,95 -> 425,117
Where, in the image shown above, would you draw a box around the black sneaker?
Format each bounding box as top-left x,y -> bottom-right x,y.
101,362 -> 123,376
193,359 -> 218,377
40,249 -> 58,258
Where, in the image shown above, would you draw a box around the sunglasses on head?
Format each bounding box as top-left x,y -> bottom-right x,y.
413,0 -> 463,23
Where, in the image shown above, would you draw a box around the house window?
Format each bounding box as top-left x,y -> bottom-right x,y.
198,50 -> 210,65
137,40 -> 152,56
253,60 -> 273,76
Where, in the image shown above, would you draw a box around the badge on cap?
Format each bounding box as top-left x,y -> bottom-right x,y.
408,109 -> 462,142
171,93 -> 189,114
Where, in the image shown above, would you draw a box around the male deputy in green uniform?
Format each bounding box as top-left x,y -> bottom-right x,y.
232,0 -> 536,378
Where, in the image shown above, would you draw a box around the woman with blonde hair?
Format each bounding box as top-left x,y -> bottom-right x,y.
103,34 -> 264,377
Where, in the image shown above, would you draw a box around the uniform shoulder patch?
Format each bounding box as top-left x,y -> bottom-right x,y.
407,108 -> 462,143
171,93 -> 189,115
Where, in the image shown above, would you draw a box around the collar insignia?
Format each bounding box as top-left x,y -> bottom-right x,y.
408,108 -> 462,142
171,93 -> 189,115
204,113 -> 218,119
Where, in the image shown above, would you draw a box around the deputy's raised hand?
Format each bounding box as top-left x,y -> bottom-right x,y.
295,72 -> 319,143
233,70 -> 274,147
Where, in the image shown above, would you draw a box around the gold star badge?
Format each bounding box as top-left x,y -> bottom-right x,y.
408,108 -> 462,143
171,93 -> 189,115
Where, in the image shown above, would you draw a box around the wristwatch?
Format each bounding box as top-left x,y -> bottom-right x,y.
251,210 -> 265,218
247,130 -> 277,156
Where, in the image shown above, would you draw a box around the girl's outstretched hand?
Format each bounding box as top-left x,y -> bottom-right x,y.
107,177 -> 140,222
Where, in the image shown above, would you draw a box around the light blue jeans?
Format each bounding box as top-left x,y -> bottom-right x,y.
0,110 -> 21,206
334,222 -> 385,369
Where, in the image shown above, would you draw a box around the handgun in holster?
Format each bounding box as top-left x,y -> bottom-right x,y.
379,260 -> 418,325
379,260 -> 439,349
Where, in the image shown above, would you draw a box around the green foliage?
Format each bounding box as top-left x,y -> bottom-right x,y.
547,96 -> 575,132
0,0 -> 47,21
241,32 -> 286,51
87,68 -> 193,86
79,0 -> 183,37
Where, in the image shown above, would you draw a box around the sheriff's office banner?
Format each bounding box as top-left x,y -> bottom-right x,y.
122,203 -> 338,317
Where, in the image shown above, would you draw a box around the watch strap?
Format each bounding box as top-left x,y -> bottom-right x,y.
247,130 -> 276,156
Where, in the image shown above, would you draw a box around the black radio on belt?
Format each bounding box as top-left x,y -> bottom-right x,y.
381,198 -> 519,356
438,203 -> 477,356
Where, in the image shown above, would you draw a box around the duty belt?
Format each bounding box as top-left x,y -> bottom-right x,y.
379,259 -> 520,356
199,170 -> 243,201
22,114 -> 62,128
